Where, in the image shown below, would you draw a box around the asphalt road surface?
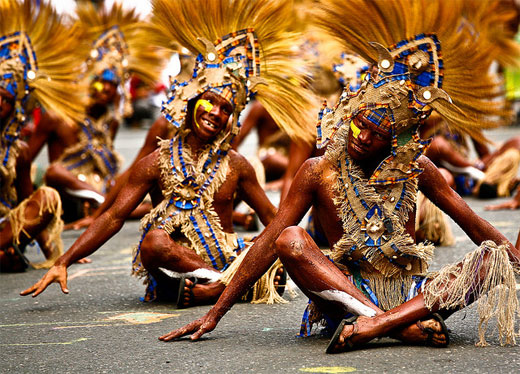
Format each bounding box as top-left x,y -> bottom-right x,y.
1,125 -> 519,374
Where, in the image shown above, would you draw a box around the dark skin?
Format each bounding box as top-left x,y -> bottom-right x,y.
232,101 -> 289,183
64,115 -> 171,230
158,112 -> 517,349
27,80 -> 119,164
0,89 -> 60,269
26,80 -> 120,211
20,90 -> 277,305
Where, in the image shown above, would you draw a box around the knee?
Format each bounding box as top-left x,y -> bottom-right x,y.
140,229 -> 170,266
274,226 -> 307,259
44,163 -> 61,185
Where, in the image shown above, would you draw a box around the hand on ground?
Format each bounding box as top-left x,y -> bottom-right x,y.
64,216 -> 94,231
485,199 -> 519,211
159,314 -> 218,342
19,265 -> 69,297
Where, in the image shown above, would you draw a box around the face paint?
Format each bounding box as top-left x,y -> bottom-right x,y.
350,120 -> 361,138
193,99 -> 214,128
92,81 -> 104,93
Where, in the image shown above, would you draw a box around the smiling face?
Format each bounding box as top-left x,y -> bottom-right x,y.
347,111 -> 392,163
190,90 -> 234,142
0,86 -> 15,122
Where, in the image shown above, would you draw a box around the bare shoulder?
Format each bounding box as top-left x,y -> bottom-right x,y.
149,116 -> 171,138
131,148 -> 161,179
229,149 -> 256,177
39,110 -> 70,130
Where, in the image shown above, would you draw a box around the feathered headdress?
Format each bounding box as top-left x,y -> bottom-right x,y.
151,0 -> 315,145
0,0 -> 85,215
0,0 -> 85,135
75,1 -> 165,118
314,0 -> 513,185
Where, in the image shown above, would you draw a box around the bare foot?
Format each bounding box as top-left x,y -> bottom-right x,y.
179,279 -> 225,308
392,316 -> 449,347
327,314 -> 449,353
327,316 -> 378,353
274,266 -> 287,296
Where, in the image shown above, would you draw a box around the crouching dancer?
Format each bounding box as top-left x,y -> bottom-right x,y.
160,0 -> 520,351
21,0 -> 314,307
1,0 -> 85,271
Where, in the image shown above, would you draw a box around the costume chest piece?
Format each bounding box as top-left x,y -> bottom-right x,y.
360,204 -> 394,246
173,175 -> 201,210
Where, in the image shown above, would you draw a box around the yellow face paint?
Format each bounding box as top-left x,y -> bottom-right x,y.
92,81 -> 104,93
193,99 -> 213,128
350,120 -> 361,138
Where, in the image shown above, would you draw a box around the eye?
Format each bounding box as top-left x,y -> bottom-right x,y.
375,132 -> 387,140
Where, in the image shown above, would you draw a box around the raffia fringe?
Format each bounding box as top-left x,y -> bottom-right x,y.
8,186 -> 64,269
416,192 -> 455,247
362,272 -> 419,311
424,240 -> 519,346
220,250 -> 286,304
482,148 -> 520,197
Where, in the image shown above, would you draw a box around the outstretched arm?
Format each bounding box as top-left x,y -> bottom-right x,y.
68,117 -> 171,230
418,156 -> 517,258
485,187 -> 520,211
20,151 -> 160,297
159,158 -> 319,342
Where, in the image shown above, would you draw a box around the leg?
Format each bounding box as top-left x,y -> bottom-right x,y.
139,229 -> 224,305
274,226 -> 381,319
275,227 -> 447,349
0,188 -> 61,271
426,137 -> 473,169
45,164 -> 104,204
482,135 -> 520,167
261,151 -> 288,182
329,242 -> 517,352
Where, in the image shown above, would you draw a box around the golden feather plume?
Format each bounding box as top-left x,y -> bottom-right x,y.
75,1 -> 166,85
151,0 -> 316,143
0,0 -> 86,124
314,0 -> 514,139
461,0 -> 520,69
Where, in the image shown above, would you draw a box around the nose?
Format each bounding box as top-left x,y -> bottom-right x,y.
208,103 -> 222,121
357,128 -> 372,145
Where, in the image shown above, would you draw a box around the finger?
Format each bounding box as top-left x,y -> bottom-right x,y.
59,278 -> 69,294
159,329 -> 184,341
31,283 -> 48,297
20,283 -> 38,296
190,328 -> 206,341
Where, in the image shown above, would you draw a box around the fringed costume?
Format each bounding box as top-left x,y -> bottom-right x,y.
54,3 -> 164,195
300,0 -> 520,346
1,0 -> 85,268
132,0 -> 314,304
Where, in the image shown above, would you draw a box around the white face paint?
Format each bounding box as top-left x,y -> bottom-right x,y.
159,267 -> 221,283
311,289 -> 377,317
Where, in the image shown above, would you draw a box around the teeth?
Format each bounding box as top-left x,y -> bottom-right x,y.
203,119 -> 217,129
